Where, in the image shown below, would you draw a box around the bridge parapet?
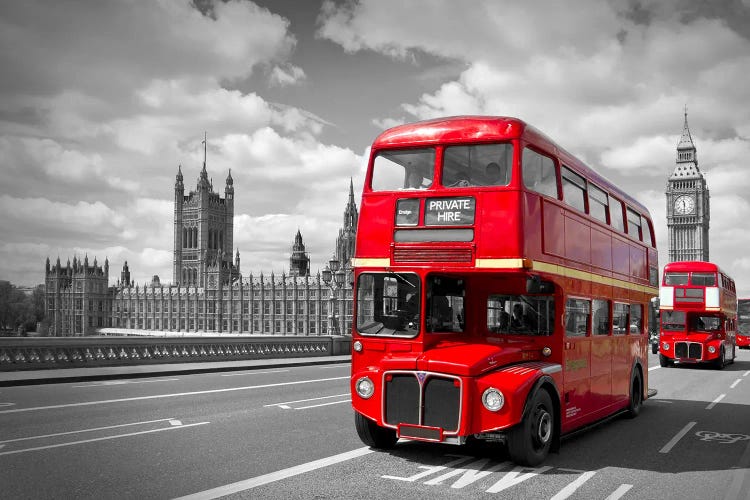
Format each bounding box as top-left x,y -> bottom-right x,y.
0,335 -> 351,371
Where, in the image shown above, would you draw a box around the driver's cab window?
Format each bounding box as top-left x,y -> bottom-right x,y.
426,275 -> 465,332
356,272 -> 421,337
487,294 -> 555,336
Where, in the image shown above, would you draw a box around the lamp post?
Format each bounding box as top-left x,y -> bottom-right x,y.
322,255 -> 351,336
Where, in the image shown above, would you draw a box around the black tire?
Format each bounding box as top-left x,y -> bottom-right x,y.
507,389 -> 554,467
714,347 -> 725,370
354,412 -> 397,449
659,354 -> 671,367
627,371 -> 643,418
651,343 -> 658,354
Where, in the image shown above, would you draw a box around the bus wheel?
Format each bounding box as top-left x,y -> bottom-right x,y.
354,412 -> 397,449
714,347 -> 726,370
659,354 -> 671,367
627,372 -> 643,418
507,389 -> 553,466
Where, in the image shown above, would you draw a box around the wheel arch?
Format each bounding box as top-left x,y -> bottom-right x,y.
521,375 -> 561,453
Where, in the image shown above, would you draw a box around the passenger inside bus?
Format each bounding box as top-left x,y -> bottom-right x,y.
427,294 -> 451,330
511,303 -> 536,331
485,162 -> 508,186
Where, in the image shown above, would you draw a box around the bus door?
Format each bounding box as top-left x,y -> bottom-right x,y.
563,298 -> 592,423
610,302 -> 633,402
589,299 -> 613,409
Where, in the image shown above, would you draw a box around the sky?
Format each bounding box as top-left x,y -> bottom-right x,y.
1,0 -> 749,294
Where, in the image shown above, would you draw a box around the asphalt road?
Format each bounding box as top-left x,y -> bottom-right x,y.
2,350 -> 750,499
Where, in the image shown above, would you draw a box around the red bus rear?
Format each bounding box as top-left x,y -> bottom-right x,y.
658,261 -> 737,367
738,298 -> 750,348
350,116 -> 658,466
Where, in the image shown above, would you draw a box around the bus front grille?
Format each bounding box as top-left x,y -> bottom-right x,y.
675,341 -> 703,359
393,247 -> 473,263
384,372 -> 461,433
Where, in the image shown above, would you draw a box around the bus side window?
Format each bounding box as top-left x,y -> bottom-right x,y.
522,147 -> 558,198
565,298 -> 590,337
609,197 -> 625,232
561,166 -> 586,213
630,304 -> 643,334
592,299 -> 609,335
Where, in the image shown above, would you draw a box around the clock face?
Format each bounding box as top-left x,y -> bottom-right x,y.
674,195 -> 695,215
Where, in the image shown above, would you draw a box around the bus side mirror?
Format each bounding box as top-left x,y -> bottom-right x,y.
526,276 -> 554,294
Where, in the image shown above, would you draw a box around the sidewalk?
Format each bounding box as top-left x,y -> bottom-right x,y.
0,355 -> 352,386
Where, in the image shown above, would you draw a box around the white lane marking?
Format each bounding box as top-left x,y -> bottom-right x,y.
220,369 -> 289,377
730,379 -> 742,389
317,364 -> 350,369
605,484 -> 633,500
264,393 -> 349,408
744,370 -> 750,377
485,466 -> 552,493
648,365 -> 660,371
0,422 -> 209,456
169,419 -> 182,426
549,470 -> 596,499
0,402 -> 15,407
660,421 -> 697,453
294,399 -> 351,410
0,418 -> 177,444
174,447 -> 373,500
707,394 -> 726,410
73,378 -> 180,387
0,376 -> 349,414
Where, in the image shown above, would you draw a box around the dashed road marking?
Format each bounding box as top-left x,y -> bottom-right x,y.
707,394 -> 726,410
661,421 -> 697,453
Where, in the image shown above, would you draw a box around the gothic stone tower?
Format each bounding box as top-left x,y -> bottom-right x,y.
173,137 -> 238,287
666,111 -> 710,262
333,178 -> 359,267
289,229 -> 310,277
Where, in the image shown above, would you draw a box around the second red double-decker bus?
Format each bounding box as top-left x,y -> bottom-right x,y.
350,116 -> 659,466
738,298 -> 750,349
658,261 -> 737,368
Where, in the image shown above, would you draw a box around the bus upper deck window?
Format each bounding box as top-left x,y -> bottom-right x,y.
371,149 -> 435,192
691,272 -> 716,286
664,272 -> 689,285
443,143 -> 512,188
522,148 -> 558,198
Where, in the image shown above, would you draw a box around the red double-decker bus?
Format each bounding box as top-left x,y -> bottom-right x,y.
350,116 -> 659,465
658,261 -> 737,367
738,298 -> 750,349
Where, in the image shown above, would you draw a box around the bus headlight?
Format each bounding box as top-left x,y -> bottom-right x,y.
662,342 -> 670,350
353,341 -> 363,352
355,377 -> 375,399
708,346 -> 716,354
482,387 -> 504,412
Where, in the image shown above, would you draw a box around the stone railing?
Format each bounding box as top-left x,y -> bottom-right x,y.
0,335 -> 351,371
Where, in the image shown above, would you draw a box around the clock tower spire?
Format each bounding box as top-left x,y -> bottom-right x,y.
666,108 -> 710,262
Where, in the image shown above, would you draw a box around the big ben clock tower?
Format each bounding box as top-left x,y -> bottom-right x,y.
666,110 -> 710,262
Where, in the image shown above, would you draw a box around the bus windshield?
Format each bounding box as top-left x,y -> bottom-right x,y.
661,310 -> 686,331
356,272 -> 421,337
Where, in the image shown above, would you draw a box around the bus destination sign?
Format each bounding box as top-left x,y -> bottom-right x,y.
425,197 -> 475,226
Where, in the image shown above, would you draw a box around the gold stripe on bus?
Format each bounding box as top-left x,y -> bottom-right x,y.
352,258 -> 390,267
533,261 -> 658,295
475,258 -> 529,269
352,256 -> 657,295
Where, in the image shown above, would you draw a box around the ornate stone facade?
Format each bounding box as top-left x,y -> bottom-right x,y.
44,158 -> 357,337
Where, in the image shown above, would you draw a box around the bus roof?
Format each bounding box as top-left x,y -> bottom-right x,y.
371,115 -> 650,216
663,261 -> 728,275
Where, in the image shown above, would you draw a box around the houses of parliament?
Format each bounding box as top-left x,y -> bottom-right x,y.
44,155 -> 359,337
